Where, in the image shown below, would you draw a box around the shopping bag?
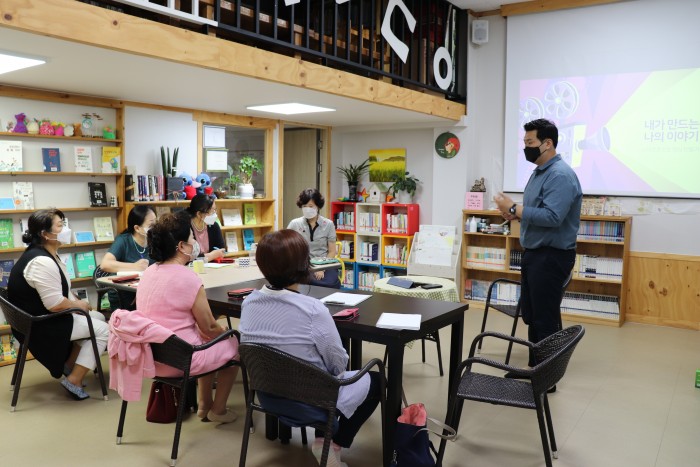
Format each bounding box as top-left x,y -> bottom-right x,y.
146,381 -> 180,424
390,403 -> 456,467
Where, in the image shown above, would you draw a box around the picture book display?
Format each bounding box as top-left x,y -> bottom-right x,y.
88,182 -> 108,207
93,216 -> 114,242
243,203 -> 257,225
12,182 -> 34,210
101,146 -> 121,173
0,259 -> 14,287
0,140 -> 22,171
74,231 -> 96,243
0,198 -> 14,210
0,219 -> 15,249
242,229 -> 255,250
58,253 -> 76,280
42,147 -> 61,172
222,208 -> 243,226
74,146 -> 93,172
74,251 -> 96,278
226,231 -> 239,252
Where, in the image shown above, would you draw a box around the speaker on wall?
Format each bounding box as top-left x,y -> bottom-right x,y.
472,19 -> 489,45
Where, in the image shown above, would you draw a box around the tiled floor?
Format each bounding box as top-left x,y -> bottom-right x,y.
2,309 -> 699,466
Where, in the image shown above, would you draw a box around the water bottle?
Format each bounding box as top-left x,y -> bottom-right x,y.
469,216 -> 478,233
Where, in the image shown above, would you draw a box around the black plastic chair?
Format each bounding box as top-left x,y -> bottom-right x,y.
115,330 -> 248,467
478,270 -> 573,364
0,287 -> 109,411
238,343 -> 386,467
437,325 -> 585,467
92,266 -> 122,315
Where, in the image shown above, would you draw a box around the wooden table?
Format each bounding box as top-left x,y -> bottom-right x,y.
207,279 -> 468,467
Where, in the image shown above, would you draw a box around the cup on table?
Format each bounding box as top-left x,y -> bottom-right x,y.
193,259 -> 205,273
238,257 -> 251,268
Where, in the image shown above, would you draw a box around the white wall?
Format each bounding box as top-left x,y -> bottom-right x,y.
123,106 -> 198,177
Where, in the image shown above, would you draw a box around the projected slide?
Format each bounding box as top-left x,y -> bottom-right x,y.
514,68 -> 700,196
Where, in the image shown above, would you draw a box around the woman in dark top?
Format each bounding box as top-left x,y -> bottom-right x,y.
186,194 -> 225,263
7,208 -> 110,401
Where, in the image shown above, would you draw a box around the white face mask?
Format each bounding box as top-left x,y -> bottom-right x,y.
203,213 -> 218,226
181,241 -> 200,262
52,228 -> 72,245
302,207 -> 318,219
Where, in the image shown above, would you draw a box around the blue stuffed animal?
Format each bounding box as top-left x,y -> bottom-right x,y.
178,172 -> 200,200
196,172 -> 216,198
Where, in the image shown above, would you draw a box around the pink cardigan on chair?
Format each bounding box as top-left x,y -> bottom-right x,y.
108,309 -> 174,401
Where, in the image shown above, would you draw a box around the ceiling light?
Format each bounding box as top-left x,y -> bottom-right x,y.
0,51 -> 46,75
246,103 -> 335,115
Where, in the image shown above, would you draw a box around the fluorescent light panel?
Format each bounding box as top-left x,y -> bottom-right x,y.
0,51 -> 46,75
246,103 -> 335,115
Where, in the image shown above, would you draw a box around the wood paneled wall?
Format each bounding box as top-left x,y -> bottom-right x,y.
626,252 -> 700,330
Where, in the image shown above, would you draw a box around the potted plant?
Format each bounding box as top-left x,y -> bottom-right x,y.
238,155 -> 263,199
215,165 -> 241,199
337,159 -> 369,201
388,171 -> 420,203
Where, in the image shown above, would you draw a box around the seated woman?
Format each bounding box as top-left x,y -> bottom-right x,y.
186,194 -> 225,263
240,230 -> 381,467
99,205 -> 156,310
287,188 -> 341,288
7,208 -> 110,401
138,211 -> 239,423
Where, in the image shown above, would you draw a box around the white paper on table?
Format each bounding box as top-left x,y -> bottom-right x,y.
376,313 -> 422,330
204,262 -> 233,269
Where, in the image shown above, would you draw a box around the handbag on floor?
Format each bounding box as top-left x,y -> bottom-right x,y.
146,381 -> 180,424
390,402 -> 457,466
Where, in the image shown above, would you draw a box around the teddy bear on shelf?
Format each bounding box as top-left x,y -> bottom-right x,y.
179,172 -> 200,200
195,172 -> 216,198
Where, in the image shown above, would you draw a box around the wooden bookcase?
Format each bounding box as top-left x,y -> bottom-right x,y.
0,87 -> 125,366
123,198 -> 276,257
460,209 -> 631,327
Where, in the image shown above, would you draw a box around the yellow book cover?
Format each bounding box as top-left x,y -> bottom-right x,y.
101,147 -> 121,173
243,203 -> 257,225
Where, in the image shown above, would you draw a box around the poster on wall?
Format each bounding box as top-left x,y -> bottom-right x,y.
368,148 -> 406,182
435,132 -> 460,159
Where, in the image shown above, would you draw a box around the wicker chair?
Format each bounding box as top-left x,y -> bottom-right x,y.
0,287 -> 109,412
437,325 -> 585,467
115,330 -> 247,467
477,270 -> 573,364
238,343 -> 386,467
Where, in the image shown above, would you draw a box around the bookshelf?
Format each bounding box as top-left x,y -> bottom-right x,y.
331,201 -> 419,291
123,198 -> 276,257
460,210 -> 631,327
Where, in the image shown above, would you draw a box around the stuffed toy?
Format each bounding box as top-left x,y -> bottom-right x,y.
196,172 -> 216,198
13,113 -> 28,133
179,172 -> 200,200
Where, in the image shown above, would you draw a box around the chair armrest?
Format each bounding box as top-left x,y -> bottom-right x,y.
468,331 -> 533,358
461,356 -> 535,377
192,329 -> 237,352
338,358 -> 385,386
33,307 -> 90,321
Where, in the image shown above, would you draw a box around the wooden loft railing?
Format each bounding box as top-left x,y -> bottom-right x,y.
87,0 -> 467,102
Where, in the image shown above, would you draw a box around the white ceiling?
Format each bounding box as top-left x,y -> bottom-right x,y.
0,1 -> 515,128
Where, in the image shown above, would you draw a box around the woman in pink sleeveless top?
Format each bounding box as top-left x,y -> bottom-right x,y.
137,211 -> 239,424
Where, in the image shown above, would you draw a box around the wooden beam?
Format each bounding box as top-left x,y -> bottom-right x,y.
501,0 -> 626,17
0,0 -> 465,121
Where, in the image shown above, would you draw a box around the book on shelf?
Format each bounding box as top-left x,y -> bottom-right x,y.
0,140 -> 22,171
74,251 -> 96,278
18,218 -> 29,246
243,203 -> 257,225
88,182 -> 108,207
221,208 -> 243,226
73,146 -> 93,172
0,198 -> 14,210
1,334 -> 18,362
41,147 -> 61,172
12,182 -> 34,210
242,229 -> 255,251
0,259 -> 14,287
225,231 -> 239,252
101,147 -> 121,173
58,253 -> 76,280
93,217 -> 114,242
0,219 -> 15,249
74,231 -> 96,243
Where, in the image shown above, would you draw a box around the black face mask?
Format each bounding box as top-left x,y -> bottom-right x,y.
523,143 -> 545,163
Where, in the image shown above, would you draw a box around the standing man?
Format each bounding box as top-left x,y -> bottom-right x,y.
494,119 -> 582,367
